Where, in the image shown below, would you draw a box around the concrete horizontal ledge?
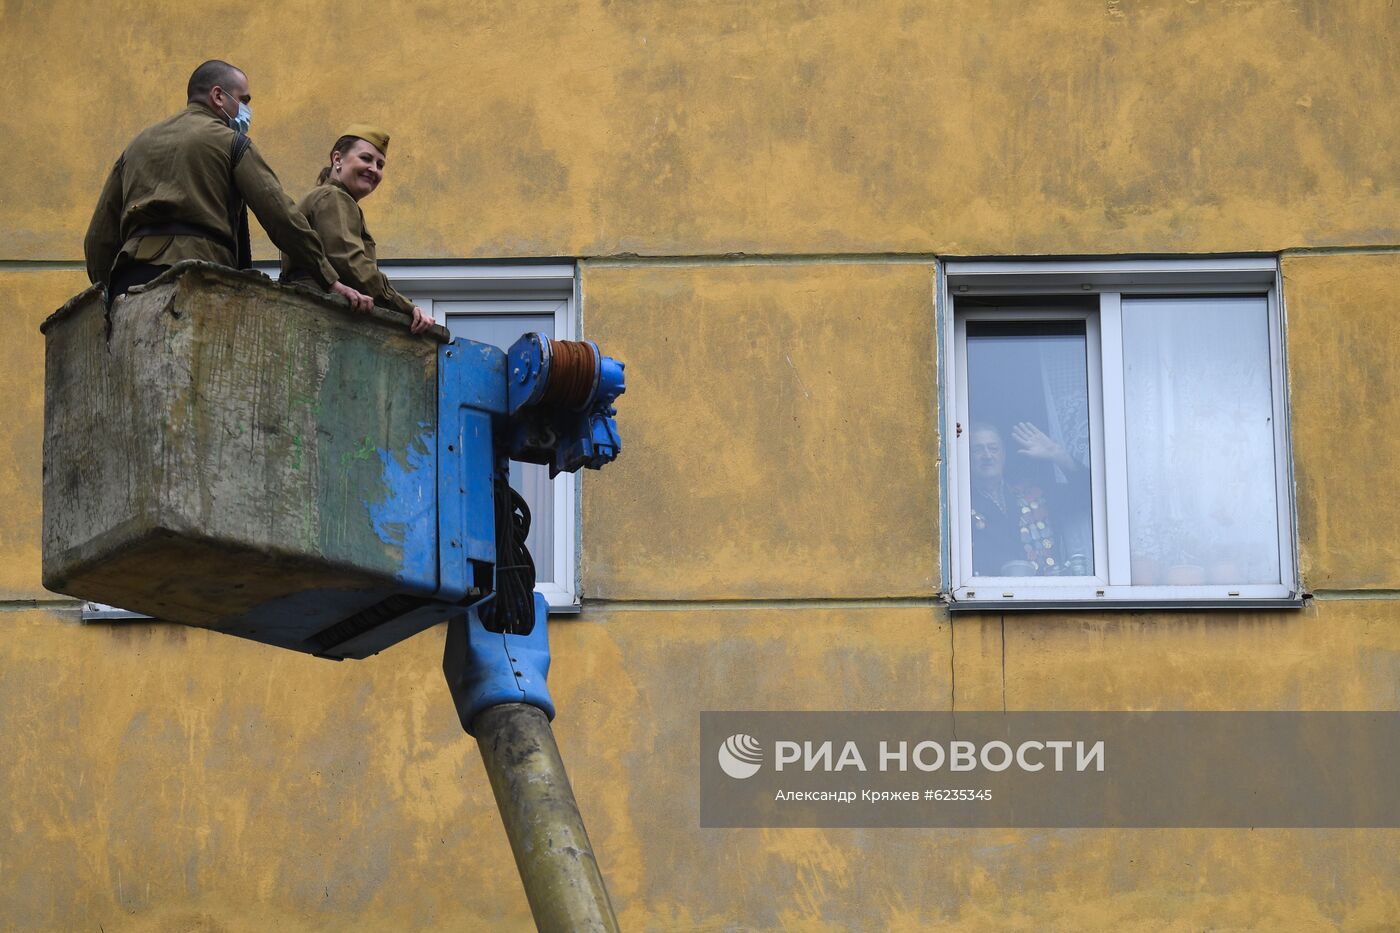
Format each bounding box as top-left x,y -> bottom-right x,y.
0,260 -> 86,271
583,253 -> 944,268
1309,589 -> 1400,601
0,598 -> 83,611
1279,245 -> 1400,257
24,591 -> 1362,612
585,591 -> 1400,612
10,245 -> 1400,273
581,597 -> 946,613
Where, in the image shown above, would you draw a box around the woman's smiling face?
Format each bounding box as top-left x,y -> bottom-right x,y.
335,139 -> 386,201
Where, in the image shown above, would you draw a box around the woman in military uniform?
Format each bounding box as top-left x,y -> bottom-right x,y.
281,124 -> 433,334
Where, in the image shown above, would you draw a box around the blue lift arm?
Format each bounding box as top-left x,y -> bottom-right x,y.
436,332 -> 625,728
440,333 -> 626,932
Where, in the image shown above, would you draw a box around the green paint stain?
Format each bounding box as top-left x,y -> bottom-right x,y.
291,435 -> 303,471
339,435 -> 375,468
287,383 -> 321,418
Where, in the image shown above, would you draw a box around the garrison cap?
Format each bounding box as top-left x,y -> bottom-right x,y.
343,123 -> 390,154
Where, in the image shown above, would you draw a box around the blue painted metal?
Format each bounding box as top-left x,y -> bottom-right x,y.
436,338 -> 508,602
578,347 -> 625,470
503,334 -> 627,477
596,352 -> 626,407
505,331 -> 551,415
436,334 -> 626,719
367,428 -> 439,594
442,592 -> 555,735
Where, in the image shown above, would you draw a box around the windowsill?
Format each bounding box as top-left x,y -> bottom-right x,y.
947,596 -> 1305,612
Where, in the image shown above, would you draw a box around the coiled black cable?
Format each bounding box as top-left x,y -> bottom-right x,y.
478,474 -> 537,635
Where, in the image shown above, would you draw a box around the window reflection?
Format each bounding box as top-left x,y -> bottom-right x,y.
1122,297 -> 1280,585
966,320 -> 1094,577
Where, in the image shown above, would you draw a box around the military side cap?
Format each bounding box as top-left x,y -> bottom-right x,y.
343,123 -> 390,154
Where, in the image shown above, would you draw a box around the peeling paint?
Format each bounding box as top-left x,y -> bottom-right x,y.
367,430 -> 437,584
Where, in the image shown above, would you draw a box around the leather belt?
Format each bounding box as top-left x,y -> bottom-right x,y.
130,221 -> 235,254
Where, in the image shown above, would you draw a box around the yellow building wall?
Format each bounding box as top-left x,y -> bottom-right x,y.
3,0 -> 1400,929
580,262 -> 940,600
4,1 -> 1398,261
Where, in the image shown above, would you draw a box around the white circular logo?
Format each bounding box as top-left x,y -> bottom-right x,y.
718,733 -> 763,779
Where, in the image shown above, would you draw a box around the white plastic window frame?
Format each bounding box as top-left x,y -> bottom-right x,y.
938,256 -> 1300,611
390,262 -> 582,613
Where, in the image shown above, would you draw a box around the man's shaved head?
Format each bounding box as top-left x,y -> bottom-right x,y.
187,60 -> 245,102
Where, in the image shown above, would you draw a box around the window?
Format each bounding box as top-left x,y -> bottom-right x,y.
940,258 -> 1299,609
392,263 -> 581,612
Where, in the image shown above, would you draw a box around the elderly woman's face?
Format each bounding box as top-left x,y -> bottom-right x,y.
335,139 -> 386,201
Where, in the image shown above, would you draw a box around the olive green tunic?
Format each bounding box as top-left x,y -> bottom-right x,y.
84,103 -> 339,290
279,179 -> 415,315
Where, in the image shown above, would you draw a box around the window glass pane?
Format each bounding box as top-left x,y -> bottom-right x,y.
966,320 -> 1095,577
1122,296 -> 1280,585
443,308 -> 555,584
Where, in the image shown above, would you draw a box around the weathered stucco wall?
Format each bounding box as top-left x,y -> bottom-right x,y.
4,0 -> 1400,929
1284,251 -> 1400,589
579,261 -> 940,600
4,604 -> 1400,931
2,1 -> 1398,260
0,270 -> 87,601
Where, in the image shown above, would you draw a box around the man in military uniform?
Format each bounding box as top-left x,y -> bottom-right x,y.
84,60 -> 372,312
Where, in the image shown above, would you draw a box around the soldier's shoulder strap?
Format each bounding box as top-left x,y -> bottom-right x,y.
228,132 -> 253,270
229,131 -> 252,168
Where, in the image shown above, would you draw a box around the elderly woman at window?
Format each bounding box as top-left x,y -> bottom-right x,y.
969,422 -> 1089,577
280,124 -> 432,334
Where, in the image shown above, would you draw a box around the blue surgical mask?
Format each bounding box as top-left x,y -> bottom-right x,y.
229,101 -> 252,135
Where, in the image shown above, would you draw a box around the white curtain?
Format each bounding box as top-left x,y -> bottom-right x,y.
1122,297 -> 1280,585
